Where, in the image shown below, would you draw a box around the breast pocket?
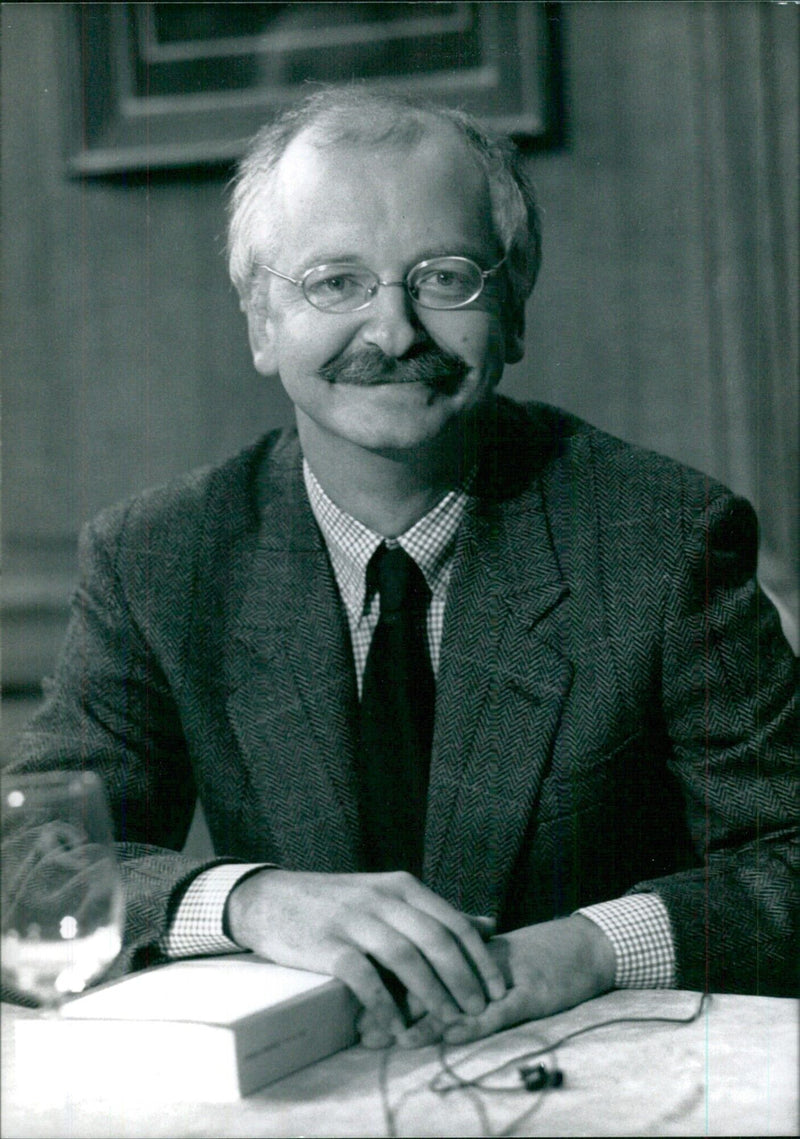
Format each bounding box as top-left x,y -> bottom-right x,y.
535,731 -> 647,825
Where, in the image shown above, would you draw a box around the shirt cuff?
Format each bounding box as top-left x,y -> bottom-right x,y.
160,863 -> 267,959
577,893 -> 676,989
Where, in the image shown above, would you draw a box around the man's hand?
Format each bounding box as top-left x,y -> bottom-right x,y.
225,869 -> 507,1044
373,914 -> 616,1048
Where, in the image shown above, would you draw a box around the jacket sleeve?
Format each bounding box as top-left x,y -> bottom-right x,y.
632,484 -> 798,996
6,505 -> 234,978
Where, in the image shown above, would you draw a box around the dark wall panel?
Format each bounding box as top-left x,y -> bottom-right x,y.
2,3 -> 796,754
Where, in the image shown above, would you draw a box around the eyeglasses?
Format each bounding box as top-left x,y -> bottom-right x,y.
257,255 -> 505,313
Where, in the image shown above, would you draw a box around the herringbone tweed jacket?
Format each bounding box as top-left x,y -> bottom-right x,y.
14,399 -> 798,996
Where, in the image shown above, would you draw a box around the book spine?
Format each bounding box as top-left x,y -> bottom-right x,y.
235,980 -> 359,1095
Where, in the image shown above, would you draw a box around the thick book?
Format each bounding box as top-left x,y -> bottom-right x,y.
12,956 -> 359,1102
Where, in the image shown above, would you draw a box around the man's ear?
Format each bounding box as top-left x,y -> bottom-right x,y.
504,305 -> 526,364
245,301 -> 279,377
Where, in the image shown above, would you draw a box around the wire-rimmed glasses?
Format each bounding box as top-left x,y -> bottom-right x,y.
258,255 -> 505,313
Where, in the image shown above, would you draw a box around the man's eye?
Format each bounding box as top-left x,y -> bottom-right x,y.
419,270 -> 469,291
318,275 -> 353,292
304,273 -> 366,303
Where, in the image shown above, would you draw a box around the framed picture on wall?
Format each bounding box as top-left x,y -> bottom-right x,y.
64,2 -> 562,174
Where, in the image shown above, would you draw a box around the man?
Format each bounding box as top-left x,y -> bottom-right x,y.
12,88 -> 797,1048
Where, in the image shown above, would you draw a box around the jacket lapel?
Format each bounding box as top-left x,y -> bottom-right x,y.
222,442 -> 362,871
218,404 -> 573,897
425,413 -> 572,919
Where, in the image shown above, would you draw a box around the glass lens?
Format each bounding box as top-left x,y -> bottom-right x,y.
302,264 -> 377,312
408,257 -> 483,309
1,771 -> 124,1006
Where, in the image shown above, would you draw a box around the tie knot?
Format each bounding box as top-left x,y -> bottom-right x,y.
369,544 -> 429,616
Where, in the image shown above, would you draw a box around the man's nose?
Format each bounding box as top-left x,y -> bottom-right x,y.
359,282 -> 422,359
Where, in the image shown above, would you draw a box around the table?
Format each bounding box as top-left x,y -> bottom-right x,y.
2,989 -> 796,1137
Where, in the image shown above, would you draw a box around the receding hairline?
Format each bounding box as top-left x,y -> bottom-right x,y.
274,117 -> 492,199
297,98 -> 466,150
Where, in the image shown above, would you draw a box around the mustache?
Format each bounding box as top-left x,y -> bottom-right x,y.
318,343 -> 469,394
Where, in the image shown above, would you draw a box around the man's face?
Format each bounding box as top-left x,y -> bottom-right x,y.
247,127 -> 524,457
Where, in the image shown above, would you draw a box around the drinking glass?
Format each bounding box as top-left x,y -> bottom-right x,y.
1,770 -> 124,1011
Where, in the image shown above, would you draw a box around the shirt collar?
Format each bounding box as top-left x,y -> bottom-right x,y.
303,459 -> 470,617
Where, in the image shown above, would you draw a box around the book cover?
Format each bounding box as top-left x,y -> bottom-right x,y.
13,956 -> 359,1102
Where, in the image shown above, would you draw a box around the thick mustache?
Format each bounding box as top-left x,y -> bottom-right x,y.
318,344 -> 469,392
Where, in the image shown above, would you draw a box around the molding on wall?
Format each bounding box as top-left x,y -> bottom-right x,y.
2,541 -> 77,690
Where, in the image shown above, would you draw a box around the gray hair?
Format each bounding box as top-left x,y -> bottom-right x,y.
227,85 -> 541,316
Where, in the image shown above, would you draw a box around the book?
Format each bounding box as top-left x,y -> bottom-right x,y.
12,956 -> 359,1102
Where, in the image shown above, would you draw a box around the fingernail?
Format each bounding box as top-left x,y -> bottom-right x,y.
488,976 -> 507,1001
472,915 -> 496,937
437,1003 -> 461,1026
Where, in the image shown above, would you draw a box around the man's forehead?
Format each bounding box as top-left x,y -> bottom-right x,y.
274,124 -> 489,210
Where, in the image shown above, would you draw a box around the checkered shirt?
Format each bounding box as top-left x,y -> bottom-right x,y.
162,462 -> 675,989
578,893 -> 675,988
303,461 -> 466,693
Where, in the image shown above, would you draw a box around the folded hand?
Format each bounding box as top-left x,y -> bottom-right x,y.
225,869 -> 507,1044
364,914 -> 616,1048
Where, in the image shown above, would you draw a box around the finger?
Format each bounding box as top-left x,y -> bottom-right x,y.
395,1013 -> 446,1049
357,916 -> 466,1025
394,909 -> 491,1016
331,912 -> 463,1027
328,942 -> 407,1038
395,876 -> 506,999
406,991 -> 426,1023
388,877 -> 507,1005
443,991 -> 528,1045
357,1009 -> 395,1050
371,958 -> 413,1023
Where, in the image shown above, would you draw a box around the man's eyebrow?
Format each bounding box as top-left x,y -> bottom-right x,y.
416,245 -> 492,262
299,246 -> 498,269
297,252 -> 366,267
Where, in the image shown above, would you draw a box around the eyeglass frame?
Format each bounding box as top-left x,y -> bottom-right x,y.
255,254 -> 507,313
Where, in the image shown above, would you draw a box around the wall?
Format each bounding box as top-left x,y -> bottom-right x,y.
2,2 -> 797,749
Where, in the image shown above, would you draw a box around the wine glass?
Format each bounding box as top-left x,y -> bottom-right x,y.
1,770 -> 125,1011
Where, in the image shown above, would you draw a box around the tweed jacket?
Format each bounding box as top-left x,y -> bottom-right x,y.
14,399 -> 798,995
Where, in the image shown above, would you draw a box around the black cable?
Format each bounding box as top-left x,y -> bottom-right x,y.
431,990 -> 710,1093
380,1044 -> 493,1139
378,991 -> 710,1136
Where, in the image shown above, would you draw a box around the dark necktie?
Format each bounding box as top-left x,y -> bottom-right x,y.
357,543 -> 435,875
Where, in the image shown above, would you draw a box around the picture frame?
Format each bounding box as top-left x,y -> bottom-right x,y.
65,2 -> 562,175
